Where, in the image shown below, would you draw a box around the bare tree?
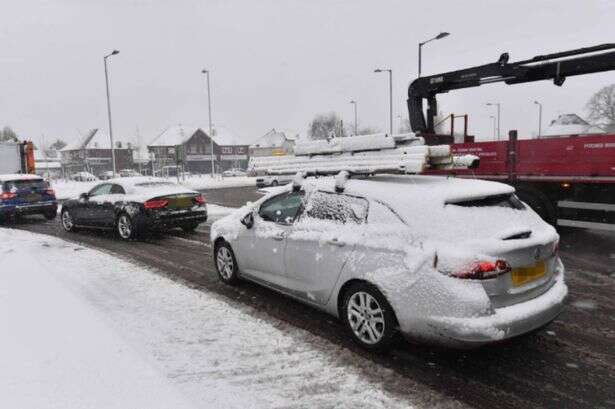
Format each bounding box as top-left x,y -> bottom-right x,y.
586,84 -> 615,130
50,139 -> 67,150
308,112 -> 346,140
0,126 -> 19,142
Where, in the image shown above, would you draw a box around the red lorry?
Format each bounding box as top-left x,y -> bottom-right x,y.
409,44 -> 615,231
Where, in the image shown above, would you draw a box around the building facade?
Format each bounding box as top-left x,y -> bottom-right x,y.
148,126 -> 249,175
249,128 -> 296,157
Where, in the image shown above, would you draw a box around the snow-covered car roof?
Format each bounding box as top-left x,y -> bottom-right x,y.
303,175 -> 514,204
295,175 -> 554,246
0,174 -> 44,182
100,176 -> 198,200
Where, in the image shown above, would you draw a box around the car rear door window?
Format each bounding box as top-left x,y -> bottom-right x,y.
305,191 -> 368,224
259,192 -> 304,225
89,184 -> 113,197
110,184 -> 125,194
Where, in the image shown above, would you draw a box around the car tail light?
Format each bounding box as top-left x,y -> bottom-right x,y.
551,240 -> 559,256
194,195 -> 206,205
45,188 -> 56,197
144,199 -> 169,209
446,259 -> 511,280
0,192 -> 16,201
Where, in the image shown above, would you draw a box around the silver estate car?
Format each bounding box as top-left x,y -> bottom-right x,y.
211,175 -> 567,351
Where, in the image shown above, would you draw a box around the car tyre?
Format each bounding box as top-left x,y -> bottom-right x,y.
214,241 -> 240,285
61,209 -> 77,232
44,211 -> 57,221
116,212 -> 138,240
271,180 -> 279,186
341,282 -> 398,352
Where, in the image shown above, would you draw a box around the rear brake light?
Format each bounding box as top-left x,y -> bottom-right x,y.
45,188 -> 56,197
551,240 -> 559,256
446,259 -> 511,280
144,199 -> 169,209
194,195 -> 206,205
0,192 -> 16,201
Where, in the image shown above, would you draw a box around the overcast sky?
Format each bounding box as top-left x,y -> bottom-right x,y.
1,0 -> 613,148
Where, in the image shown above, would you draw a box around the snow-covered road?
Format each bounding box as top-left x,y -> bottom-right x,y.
0,228 -> 412,408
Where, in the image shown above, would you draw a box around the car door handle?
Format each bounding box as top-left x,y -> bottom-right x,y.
327,238 -> 345,247
273,232 -> 285,241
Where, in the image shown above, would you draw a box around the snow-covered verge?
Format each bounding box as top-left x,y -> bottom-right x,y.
0,228 -> 412,408
50,175 -> 257,200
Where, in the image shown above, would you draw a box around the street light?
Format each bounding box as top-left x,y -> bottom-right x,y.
374,68 -> 393,134
201,69 -> 215,176
486,102 -> 501,140
534,100 -> 543,138
489,115 -> 496,139
350,100 -> 358,135
104,49 -> 119,177
418,32 -> 450,77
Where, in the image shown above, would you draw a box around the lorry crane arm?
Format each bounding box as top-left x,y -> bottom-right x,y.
408,43 -> 615,134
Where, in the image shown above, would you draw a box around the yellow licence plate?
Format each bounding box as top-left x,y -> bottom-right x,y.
511,262 -> 546,287
167,196 -> 193,209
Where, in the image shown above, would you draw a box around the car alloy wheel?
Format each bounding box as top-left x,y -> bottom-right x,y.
217,247 -> 234,279
117,214 -> 133,240
61,210 -> 74,232
215,242 -> 239,285
342,282 -> 397,351
347,291 -> 386,344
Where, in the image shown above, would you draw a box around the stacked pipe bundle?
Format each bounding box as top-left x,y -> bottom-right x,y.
248,133 -> 478,176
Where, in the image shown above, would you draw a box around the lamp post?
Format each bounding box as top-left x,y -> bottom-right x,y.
489,115 -> 496,139
201,69 -> 215,176
418,32 -> 450,77
350,100 -> 358,135
104,49 -> 119,177
374,68 -> 393,134
486,102 -> 501,140
534,100 -> 543,138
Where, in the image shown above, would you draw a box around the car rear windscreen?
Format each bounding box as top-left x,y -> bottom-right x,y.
3,179 -> 47,192
446,193 -> 526,210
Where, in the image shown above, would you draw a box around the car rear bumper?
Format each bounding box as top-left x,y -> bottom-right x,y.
417,271 -> 567,347
145,208 -> 208,230
0,201 -> 57,217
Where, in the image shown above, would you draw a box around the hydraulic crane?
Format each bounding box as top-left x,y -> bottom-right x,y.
407,43 -> 615,136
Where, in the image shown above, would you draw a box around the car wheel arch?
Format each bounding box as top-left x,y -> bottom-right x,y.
336,279 -> 399,326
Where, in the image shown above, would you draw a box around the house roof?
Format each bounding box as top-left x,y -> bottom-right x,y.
211,126 -> 247,146
62,128 -> 132,151
148,125 -> 200,147
250,128 -> 297,149
543,113 -> 604,137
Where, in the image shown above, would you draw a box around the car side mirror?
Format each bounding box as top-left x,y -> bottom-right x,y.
240,212 -> 254,229
79,192 -> 89,200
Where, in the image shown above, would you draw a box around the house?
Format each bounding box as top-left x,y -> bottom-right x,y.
147,125 -> 250,175
60,129 -> 134,177
211,126 -> 250,171
541,114 -> 604,137
249,128 -> 298,157
34,149 -> 62,179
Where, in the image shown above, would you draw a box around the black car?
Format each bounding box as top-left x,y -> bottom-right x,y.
0,174 -> 57,221
60,177 -> 208,240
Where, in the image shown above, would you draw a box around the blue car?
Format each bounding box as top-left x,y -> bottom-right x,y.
0,174 -> 58,221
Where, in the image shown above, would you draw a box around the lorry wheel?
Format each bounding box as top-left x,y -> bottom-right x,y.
516,187 -> 556,225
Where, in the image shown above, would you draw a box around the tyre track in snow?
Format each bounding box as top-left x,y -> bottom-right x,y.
10,185 -> 615,409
